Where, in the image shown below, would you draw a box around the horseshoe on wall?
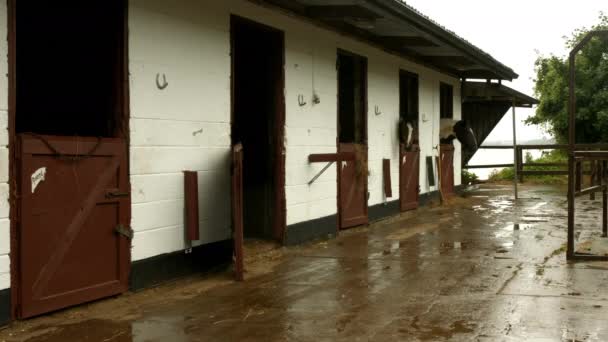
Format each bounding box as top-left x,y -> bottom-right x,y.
156,73 -> 168,90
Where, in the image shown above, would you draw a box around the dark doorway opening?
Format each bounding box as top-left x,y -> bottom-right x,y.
399,70 -> 420,212
231,16 -> 285,241
337,50 -> 368,229
440,82 -> 454,119
15,0 -> 126,137
338,51 -> 367,144
400,71 -> 419,123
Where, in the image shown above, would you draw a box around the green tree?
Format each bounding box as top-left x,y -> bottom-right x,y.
526,13 -> 608,143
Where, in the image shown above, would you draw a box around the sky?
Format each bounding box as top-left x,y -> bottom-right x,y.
405,0 -> 607,143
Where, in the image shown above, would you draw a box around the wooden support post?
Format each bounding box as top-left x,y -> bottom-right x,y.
591,160 -> 597,200
598,160 -> 608,237
567,48 -> 576,259
576,161 -> 582,192
517,147 -> 524,183
511,103 -> 518,199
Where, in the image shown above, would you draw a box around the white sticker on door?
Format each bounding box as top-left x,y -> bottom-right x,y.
31,167 -> 47,193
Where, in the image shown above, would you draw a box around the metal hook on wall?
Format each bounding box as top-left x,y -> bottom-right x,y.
156,73 -> 169,90
298,94 -> 307,107
374,105 -> 382,116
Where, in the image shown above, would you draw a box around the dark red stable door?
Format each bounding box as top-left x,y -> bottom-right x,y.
400,145 -> 420,211
339,143 -> 368,229
18,135 -> 131,318
440,144 -> 455,197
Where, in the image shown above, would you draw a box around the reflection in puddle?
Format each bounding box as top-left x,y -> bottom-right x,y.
439,241 -> 473,254
521,217 -> 549,223
529,202 -> 548,210
502,241 -> 514,248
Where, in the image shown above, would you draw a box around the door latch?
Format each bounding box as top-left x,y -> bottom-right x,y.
115,224 -> 134,240
106,189 -> 131,198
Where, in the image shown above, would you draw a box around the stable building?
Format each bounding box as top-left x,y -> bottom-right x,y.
0,0 -> 533,324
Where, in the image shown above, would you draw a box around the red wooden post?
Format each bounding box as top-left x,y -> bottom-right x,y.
383,159 -> 392,198
232,144 -> 244,281
184,171 -> 200,241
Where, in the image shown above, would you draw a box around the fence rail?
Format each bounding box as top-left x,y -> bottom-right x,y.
464,144 -> 608,182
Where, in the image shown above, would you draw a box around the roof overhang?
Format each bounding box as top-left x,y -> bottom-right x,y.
257,0 -> 519,80
463,81 -> 539,108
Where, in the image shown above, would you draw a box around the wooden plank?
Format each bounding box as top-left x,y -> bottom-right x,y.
309,152 -> 355,163
574,151 -> 608,160
383,159 -> 392,198
520,170 -> 568,176
231,144 -> 244,281
183,171 -> 199,241
522,163 -> 567,167
464,164 -> 513,169
575,185 -> 607,198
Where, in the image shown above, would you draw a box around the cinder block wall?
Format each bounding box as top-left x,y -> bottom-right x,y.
0,0 -> 464,279
128,0 -> 233,261
128,0 -> 462,259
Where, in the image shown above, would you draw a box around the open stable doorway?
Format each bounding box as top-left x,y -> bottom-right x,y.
15,0 -> 126,138
399,70 -> 420,211
337,50 -> 368,229
231,16 -> 285,242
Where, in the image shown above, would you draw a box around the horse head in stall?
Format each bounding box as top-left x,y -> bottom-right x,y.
440,119 -> 477,151
398,117 -> 419,150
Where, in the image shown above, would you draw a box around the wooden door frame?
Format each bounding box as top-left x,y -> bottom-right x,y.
7,0 -> 131,319
336,49 -> 368,230
229,15 -> 286,242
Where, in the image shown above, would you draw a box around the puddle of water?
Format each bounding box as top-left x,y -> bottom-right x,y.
521,216 -> 549,223
439,241 -> 473,254
529,202 -> 548,210
495,223 -> 532,238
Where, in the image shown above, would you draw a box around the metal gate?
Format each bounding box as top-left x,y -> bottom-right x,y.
400,145 -> 420,211
440,144 -> 455,197
18,135 -> 130,318
339,143 -> 368,229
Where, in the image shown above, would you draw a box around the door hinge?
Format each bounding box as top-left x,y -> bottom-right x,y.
115,224 -> 134,240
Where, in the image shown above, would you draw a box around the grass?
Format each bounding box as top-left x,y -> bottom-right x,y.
488,150 -> 568,185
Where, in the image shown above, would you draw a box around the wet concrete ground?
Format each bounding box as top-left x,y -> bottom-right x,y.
2,184 -> 608,341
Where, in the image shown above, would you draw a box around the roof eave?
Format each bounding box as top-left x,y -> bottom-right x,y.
372,0 -> 519,81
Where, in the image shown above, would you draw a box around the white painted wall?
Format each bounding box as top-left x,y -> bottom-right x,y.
0,0 -> 464,272
0,0 -> 10,291
127,0 -> 463,259
128,0 -> 233,261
